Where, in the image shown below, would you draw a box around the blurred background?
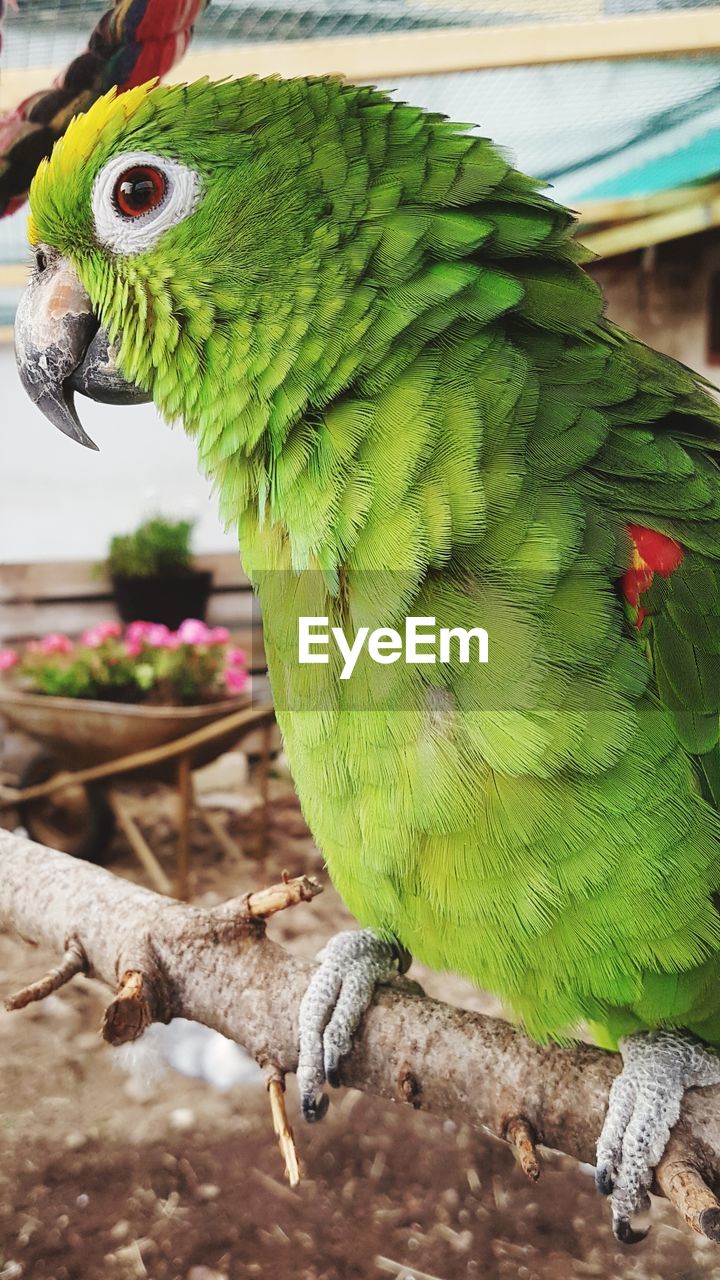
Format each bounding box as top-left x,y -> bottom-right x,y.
2,3 -> 720,1278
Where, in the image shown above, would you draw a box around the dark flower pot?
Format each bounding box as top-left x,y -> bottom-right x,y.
111,570 -> 213,630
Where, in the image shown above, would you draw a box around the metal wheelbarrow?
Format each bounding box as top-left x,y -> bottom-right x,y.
0,690 -> 276,898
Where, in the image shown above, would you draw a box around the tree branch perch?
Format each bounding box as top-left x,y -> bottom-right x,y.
1,828 -> 720,1241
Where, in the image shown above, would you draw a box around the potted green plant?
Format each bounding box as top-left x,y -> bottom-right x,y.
103,516 -> 213,629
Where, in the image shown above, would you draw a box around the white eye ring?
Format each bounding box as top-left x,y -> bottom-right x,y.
92,150 -> 202,256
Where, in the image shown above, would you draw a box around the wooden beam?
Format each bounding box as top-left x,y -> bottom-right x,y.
0,265 -> 22,346
0,66 -> 61,113
0,264 -> 29,288
580,183 -> 720,228
582,194 -> 720,259
166,10 -> 720,79
2,8 -> 720,107
0,554 -> 250,604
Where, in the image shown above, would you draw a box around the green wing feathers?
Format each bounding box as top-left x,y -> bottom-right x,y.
244,85 -> 720,1047
287,86 -> 720,1047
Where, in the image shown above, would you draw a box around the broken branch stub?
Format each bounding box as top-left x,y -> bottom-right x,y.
5,933 -> 87,1011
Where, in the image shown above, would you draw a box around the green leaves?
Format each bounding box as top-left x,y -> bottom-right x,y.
104,516 -> 195,579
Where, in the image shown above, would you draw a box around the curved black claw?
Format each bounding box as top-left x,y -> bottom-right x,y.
302,1091 -> 330,1125
325,1062 -> 342,1090
612,1214 -> 650,1247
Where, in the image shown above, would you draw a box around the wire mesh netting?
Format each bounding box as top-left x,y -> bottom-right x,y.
0,0 -> 719,281
2,0 -> 720,66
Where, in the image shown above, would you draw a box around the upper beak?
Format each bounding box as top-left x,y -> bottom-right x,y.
14,249 -> 151,450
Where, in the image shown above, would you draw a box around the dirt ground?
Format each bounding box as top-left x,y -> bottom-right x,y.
0,756 -> 718,1280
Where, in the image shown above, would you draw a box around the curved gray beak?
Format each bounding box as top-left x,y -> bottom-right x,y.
14,248 -> 151,450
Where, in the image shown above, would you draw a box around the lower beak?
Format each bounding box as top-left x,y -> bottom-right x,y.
14,250 -> 151,450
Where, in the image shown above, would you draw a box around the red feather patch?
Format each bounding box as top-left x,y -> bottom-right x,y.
621,524 -> 684,627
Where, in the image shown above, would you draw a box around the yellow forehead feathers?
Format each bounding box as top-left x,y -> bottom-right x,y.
27,79 -> 158,245
54,81 -> 156,172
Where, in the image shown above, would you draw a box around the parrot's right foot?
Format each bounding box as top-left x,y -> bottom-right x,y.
296,928 -> 410,1123
595,1029 -> 720,1244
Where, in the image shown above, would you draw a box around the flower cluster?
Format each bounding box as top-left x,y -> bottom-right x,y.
0,619 -> 249,706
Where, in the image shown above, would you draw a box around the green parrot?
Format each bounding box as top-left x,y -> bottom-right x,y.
14,76 -> 720,1244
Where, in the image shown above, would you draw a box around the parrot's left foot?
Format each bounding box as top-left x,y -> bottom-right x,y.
296,928 -> 410,1123
596,1029 -> 720,1244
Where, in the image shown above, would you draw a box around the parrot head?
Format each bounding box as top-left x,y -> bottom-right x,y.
14,76 -> 375,455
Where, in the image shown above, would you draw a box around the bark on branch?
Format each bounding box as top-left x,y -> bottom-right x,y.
2,828 -> 720,1241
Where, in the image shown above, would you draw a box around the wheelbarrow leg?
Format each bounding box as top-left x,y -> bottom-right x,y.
256,720 -> 272,857
200,807 -> 245,865
108,788 -> 172,896
176,752 -> 192,901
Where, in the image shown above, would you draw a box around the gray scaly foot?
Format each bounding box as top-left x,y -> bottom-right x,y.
297,928 -> 410,1122
596,1029 -> 720,1244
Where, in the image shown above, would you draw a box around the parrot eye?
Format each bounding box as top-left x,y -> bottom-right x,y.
113,165 -> 167,219
92,150 -> 201,257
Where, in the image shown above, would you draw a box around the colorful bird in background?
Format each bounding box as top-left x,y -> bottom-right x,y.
0,0 -> 208,217
10,26 -> 720,1251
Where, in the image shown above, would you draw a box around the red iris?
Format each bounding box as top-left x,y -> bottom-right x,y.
113,165 -> 167,218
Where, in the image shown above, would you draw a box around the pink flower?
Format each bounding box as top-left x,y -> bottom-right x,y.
0,648 -> 17,671
124,639 -> 143,658
81,620 -> 122,648
224,666 -> 248,695
125,621 -> 154,646
177,618 -> 210,645
39,632 -> 73,655
226,647 -> 247,669
146,624 -> 174,648
207,626 -> 230,645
